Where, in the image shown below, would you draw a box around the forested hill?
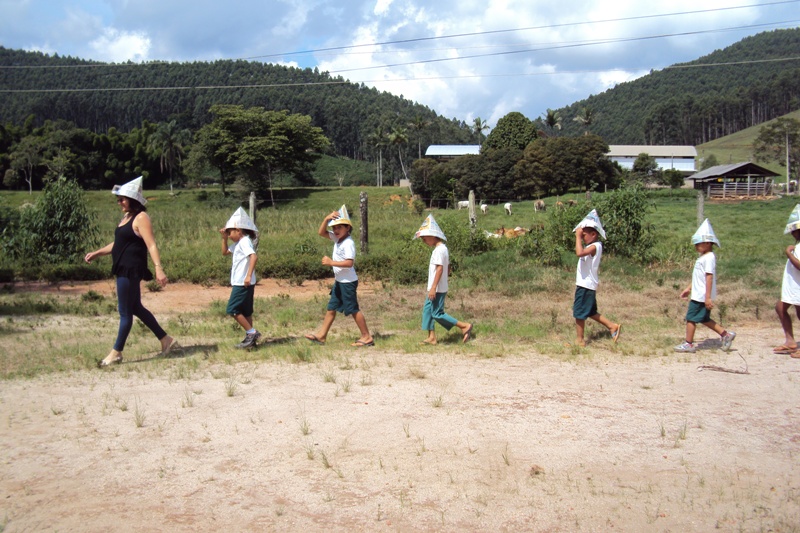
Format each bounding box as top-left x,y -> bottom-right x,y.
0,48 -> 474,159
556,28 -> 800,145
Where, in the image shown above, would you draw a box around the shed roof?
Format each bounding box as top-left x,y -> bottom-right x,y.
689,162 -> 779,181
425,145 -> 481,157
608,145 -> 697,158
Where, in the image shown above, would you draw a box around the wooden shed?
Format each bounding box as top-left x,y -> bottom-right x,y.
688,162 -> 779,198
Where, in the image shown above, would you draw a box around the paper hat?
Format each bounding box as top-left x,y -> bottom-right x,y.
112,176 -> 147,205
691,218 -> 720,247
784,204 -> 800,234
573,209 -> 606,239
224,207 -> 259,235
414,214 -> 447,241
327,204 -> 352,227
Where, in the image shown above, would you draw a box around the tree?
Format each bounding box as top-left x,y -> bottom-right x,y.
9,135 -> 45,193
408,115 -> 431,159
367,126 -> 388,187
573,107 -> 595,135
483,112 -> 537,151
472,117 -> 490,145
753,117 -> 800,188
388,126 -> 409,183
542,109 -> 562,136
632,153 -> 661,186
186,121 -> 237,194
148,120 -> 192,194
700,153 -> 719,170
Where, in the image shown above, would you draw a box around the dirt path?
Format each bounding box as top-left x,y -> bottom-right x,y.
1,320 -> 798,532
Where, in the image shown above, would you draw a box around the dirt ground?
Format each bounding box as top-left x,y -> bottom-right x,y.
1,281 -> 799,532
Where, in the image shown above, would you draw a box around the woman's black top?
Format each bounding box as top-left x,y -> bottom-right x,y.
111,216 -> 153,281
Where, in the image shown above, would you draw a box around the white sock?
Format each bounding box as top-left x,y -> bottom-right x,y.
246,328 -> 256,335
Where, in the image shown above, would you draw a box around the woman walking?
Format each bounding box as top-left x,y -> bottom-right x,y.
84,176 -> 177,366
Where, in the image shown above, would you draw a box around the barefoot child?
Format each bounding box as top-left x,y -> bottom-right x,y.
414,214 -> 472,345
775,204 -> 800,358
573,209 -> 621,347
305,205 -> 374,347
220,207 -> 260,349
675,218 -> 736,353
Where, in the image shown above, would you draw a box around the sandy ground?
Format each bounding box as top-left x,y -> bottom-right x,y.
1,282 -> 799,532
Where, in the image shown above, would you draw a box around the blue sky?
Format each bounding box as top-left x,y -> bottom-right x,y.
1,0 -> 798,129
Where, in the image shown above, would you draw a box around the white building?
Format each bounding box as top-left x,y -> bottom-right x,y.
608,145 -> 697,173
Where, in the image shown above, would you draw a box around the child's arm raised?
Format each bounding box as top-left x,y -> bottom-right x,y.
574,228 -> 596,257
220,228 -> 231,256
317,211 -> 340,238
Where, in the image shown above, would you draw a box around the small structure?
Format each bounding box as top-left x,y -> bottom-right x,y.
425,145 -> 481,161
688,162 -> 779,198
608,145 -> 697,173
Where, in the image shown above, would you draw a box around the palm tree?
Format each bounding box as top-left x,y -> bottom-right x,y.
368,126 -> 388,187
389,126 -> 409,183
407,115 -> 431,159
473,117 -> 489,145
543,109 -> 562,136
573,107 -> 595,136
148,120 -> 191,193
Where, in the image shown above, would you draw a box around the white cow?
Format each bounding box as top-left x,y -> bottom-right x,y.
504,202 -> 512,215
480,204 -> 488,214
457,200 -> 469,210
534,200 -> 546,212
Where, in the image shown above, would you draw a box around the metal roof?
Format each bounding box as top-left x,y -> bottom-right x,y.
607,145 -> 697,158
689,162 -> 779,181
425,145 -> 481,157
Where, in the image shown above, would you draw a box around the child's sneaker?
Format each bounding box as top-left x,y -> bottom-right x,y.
674,341 -> 696,353
721,331 -> 736,351
237,331 -> 261,349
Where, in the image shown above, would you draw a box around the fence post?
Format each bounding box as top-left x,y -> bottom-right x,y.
249,192 -> 257,225
468,190 -> 476,228
697,191 -> 704,226
359,191 -> 368,254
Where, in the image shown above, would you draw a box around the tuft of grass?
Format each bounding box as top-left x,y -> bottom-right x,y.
224,375 -> 238,397
133,397 -> 146,428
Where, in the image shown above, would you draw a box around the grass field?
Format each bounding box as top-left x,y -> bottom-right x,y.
1,186 -> 798,378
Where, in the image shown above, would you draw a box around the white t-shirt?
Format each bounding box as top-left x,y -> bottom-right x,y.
427,243 -> 449,293
781,246 -> 800,305
575,241 -> 602,290
328,232 -> 358,283
691,252 -> 717,302
229,235 -> 256,286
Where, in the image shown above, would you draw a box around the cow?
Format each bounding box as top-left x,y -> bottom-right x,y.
555,201 -> 564,209
534,200 -> 546,212
567,199 -> 578,207
480,204 -> 488,214
457,200 -> 469,210
504,202 -> 512,215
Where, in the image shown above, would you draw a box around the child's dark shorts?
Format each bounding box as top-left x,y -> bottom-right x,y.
685,299 -> 711,323
227,285 -> 255,317
573,286 -> 598,320
327,280 -> 360,316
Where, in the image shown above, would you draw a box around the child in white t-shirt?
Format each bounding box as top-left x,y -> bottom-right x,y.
414,214 -> 472,345
573,226 -> 620,347
220,208 -> 260,349
774,205 -> 800,358
675,219 -> 735,353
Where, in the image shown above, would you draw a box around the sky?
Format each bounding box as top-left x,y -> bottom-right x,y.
1,0 -> 799,130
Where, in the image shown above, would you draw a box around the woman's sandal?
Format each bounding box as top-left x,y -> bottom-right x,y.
98,353 -> 123,368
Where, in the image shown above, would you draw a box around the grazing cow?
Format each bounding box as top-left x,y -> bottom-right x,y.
534,200 -> 546,212
480,204 -> 488,214
504,202 -> 512,215
567,199 -> 578,207
555,201 -> 564,209
457,200 -> 469,210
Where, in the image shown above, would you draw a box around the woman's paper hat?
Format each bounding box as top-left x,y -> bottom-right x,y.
112,176 -> 147,205
224,207 -> 259,235
414,214 -> 447,241
573,209 -> 606,239
784,204 -> 800,234
328,205 -> 352,227
692,218 -> 720,247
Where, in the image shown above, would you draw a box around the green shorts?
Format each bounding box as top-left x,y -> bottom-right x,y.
573,286 -> 598,320
327,280 -> 360,316
685,299 -> 711,323
227,285 -> 255,317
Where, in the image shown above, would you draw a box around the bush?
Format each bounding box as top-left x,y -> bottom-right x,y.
592,185 -> 655,262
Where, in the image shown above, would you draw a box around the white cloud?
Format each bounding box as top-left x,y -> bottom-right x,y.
89,28 -> 151,62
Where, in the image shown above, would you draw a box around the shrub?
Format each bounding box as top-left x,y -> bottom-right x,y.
592,185 -> 655,262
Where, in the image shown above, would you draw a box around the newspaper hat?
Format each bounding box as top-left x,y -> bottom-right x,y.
111,176 -> 147,205
327,204 -> 352,227
414,214 -> 447,241
573,209 -> 606,239
784,204 -> 800,234
691,218 -> 721,247
224,207 -> 259,235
